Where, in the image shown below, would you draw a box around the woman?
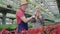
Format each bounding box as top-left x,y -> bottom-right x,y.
33,5 -> 44,28
35,5 -> 44,26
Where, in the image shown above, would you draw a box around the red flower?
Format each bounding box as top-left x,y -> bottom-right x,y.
1,28 -> 7,34
28,28 -> 36,34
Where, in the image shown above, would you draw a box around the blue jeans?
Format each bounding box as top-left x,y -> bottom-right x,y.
18,21 -> 28,34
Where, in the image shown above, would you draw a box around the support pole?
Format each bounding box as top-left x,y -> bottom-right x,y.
2,12 -> 6,24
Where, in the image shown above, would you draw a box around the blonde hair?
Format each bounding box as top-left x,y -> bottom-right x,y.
35,4 -> 41,9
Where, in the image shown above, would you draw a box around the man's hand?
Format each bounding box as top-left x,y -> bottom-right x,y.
32,15 -> 35,18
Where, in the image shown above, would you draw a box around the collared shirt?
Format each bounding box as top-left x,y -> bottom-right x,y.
16,8 -> 25,24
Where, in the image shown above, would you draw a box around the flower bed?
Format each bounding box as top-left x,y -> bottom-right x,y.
0,24 -> 60,34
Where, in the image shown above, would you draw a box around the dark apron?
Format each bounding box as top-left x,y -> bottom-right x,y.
18,14 -> 28,34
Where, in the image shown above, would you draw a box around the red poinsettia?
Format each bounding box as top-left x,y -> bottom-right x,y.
36,27 -> 44,34
44,25 -> 54,34
51,24 -> 60,34
1,28 -> 12,34
28,28 -> 36,34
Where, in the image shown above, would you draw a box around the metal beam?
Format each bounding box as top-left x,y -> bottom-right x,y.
2,12 -> 6,24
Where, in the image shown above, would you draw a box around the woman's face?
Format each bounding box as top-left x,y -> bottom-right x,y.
36,6 -> 40,12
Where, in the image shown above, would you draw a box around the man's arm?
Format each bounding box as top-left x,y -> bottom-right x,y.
20,15 -> 35,23
17,10 -> 35,23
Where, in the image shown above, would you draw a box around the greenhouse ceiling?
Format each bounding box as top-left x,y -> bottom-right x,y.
0,0 -> 59,21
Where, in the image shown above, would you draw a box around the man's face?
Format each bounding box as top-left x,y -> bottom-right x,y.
23,4 -> 28,10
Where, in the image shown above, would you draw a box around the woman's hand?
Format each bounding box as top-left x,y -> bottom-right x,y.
35,5 -> 40,21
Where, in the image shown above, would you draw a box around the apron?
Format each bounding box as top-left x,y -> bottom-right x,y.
18,14 -> 28,34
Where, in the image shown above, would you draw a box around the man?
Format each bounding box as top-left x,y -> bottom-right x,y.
16,0 -> 35,34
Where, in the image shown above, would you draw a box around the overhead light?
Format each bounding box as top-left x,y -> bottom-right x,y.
49,12 -> 51,13
54,1 -> 56,3
41,3 -> 44,6
51,6 -> 55,8
46,9 -> 49,11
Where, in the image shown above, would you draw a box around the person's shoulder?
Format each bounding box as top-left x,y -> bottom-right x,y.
16,9 -> 21,12
16,9 -> 22,13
